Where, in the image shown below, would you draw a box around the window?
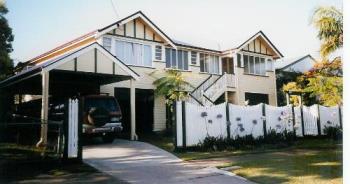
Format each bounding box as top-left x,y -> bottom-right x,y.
266,59 -> 273,71
243,54 -> 271,75
115,40 -> 152,67
243,55 -> 249,73
155,45 -> 162,60
237,54 -> 242,67
191,52 -> 197,65
165,48 -> 189,70
199,53 -> 220,74
103,37 -> 112,51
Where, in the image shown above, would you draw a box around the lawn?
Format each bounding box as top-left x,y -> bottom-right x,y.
0,143 -> 127,183
140,134 -> 342,184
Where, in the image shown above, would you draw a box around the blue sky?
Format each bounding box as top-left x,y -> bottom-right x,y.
5,0 -> 342,64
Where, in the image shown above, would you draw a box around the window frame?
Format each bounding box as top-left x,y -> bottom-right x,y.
165,48 -> 190,71
154,45 -> 163,61
190,51 -> 198,65
241,52 -> 272,76
114,39 -> 153,67
199,53 -> 220,74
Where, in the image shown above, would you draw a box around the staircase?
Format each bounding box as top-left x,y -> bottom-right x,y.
188,73 -> 236,106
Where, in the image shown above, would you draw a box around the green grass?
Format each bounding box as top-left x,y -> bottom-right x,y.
141,134 -> 342,184
224,147 -> 342,184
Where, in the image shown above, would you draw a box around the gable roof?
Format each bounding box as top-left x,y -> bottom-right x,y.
97,11 -> 176,48
227,31 -> 283,59
275,54 -> 316,70
1,42 -> 140,88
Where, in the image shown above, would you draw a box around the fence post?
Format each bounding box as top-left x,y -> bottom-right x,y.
63,100 -> 69,160
226,102 -> 231,139
173,102 -> 177,149
291,105 -> 296,137
181,101 -> 186,149
316,105 -> 321,136
338,105 -> 342,129
300,105 -> 305,137
262,103 -> 267,137
77,98 -> 82,161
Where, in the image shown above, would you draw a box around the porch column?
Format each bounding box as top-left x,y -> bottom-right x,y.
286,93 -> 290,105
130,79 -> 138,140
36,71 -> 49,147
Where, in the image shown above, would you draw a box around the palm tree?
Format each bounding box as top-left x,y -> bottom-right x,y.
152,69 -> 192,106
312,6 -> 343,58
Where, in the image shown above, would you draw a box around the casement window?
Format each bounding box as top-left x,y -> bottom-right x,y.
266,59 -> 273,71
242,54 -> 272,75
199,53 -> 220,74
237,54 -> 242,67
102,37 -> 112,51
155,45 -> 162,60
115,40 -> 152,67
191,51 -> 197,65
165,48 -> 189,70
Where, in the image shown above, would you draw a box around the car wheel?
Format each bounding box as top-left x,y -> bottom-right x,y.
102,134 -> 115,143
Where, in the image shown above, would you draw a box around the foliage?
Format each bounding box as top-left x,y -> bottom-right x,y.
276,71 -> 302,106
312,6 -> 343,58
197,130 -> 295,151
323,126 -> 342,140
152,69 -> 192,106
0,2 -> 14,80
284,58 -> 342,106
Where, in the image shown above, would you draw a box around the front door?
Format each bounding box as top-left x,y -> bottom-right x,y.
222,57 -> 234,74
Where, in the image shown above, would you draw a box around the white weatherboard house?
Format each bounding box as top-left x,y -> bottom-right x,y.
13,11 -> 283,134
275,54 -> 316,73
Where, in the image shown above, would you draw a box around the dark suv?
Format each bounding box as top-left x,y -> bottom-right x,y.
81,95 -> 123,143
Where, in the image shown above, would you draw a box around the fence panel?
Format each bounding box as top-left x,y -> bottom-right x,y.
68,99 -> 78,158
175,101 -> 183,147
228,103 -> 264,138
185,102 -> 226,146
293,106 -> 303,137
265,105 -> 294,133
302,105 -> 319,135
319,105 -> 340,134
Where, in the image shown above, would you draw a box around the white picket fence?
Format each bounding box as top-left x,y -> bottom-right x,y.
175,101 -> 342,147
68,99 -> 79,158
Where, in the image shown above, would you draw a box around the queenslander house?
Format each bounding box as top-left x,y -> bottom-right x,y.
13,11 -> 283,134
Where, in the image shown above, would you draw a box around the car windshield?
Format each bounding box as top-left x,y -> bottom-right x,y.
85,98 -> 120,112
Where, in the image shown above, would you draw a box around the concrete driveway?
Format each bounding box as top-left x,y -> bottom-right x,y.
83,139 -> 255,184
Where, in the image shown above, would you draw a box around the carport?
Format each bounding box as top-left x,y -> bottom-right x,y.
0,42 -> 140,146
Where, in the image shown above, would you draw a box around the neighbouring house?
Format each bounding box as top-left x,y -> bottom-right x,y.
3,11 -> 283,135
275,54 -> 316,105
275,54 -> 316,73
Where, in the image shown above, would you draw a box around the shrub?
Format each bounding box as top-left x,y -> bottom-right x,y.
324,126 -> 342,140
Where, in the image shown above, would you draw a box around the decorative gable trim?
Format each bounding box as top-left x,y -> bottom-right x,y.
236,31 -> 283,59
96,11 -> 177,48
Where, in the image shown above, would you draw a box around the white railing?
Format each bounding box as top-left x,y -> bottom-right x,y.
204,73 -> 236,102
190,75 -> 219,105
226,73 -> 235,88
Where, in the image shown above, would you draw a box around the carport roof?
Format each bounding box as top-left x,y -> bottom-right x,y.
0,42 -> 140,88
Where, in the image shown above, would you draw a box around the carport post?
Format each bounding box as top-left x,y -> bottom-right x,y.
36,71 -> 49,147
130,79 -> 138,140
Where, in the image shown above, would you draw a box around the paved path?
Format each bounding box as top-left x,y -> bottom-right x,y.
83,139 -> 255,184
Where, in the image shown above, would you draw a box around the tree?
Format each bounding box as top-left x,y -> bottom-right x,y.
152,69 -> 192,106
284,6 -> 343,106
312,6 -> 343,58
0,2 -> 14,80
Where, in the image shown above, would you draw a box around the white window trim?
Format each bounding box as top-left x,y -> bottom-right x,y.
112,38 -> 154,68
165,48 -> 190,71
154,45 -> 164,62
241,52 -> 273,76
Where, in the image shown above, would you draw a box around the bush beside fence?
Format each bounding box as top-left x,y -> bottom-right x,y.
175,101 -> 342,148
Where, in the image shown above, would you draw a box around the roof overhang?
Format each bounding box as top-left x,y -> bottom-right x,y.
96,11 -> 177,49
0,42 -> 140,89
235,31 -> 283,59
